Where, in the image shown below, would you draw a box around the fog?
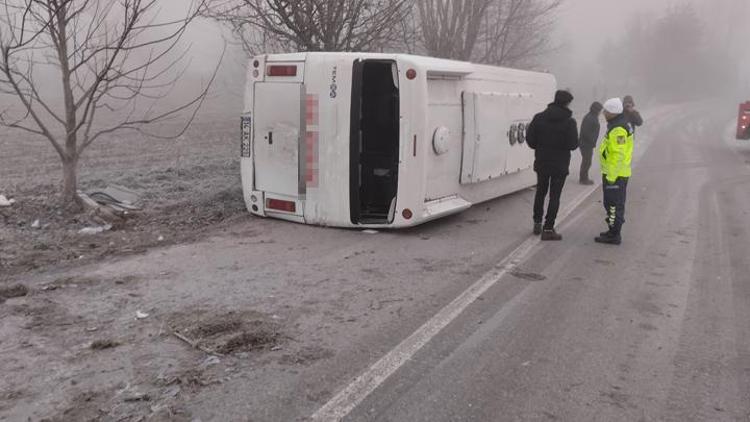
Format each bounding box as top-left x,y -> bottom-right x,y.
3,0 -> 749,118
546,0 -> 750,109
163,0 -> 749,114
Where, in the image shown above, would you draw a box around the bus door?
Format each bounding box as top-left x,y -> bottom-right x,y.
253,82 -> 304,202
349,59 -> 401,224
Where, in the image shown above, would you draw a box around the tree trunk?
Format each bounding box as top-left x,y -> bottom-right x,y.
61,155 -> 78,204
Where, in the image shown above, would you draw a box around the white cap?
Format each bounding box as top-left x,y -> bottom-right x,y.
603,98 -> 623,114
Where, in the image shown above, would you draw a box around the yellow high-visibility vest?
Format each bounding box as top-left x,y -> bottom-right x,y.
600,125 -> 633,183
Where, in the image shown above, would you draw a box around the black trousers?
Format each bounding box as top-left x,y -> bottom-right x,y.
533,172 -> 567,229
579,147 -> 593,181
602,176 -> 629,234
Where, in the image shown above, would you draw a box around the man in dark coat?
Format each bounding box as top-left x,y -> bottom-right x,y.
526,90 -> 579,240
578,101 -> 603,185
623,95 -> 644,133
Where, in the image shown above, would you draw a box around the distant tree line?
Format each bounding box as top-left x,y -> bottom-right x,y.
598,4 -> 738,102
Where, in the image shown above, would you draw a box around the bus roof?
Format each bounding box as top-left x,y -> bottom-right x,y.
258,52 -> 553,80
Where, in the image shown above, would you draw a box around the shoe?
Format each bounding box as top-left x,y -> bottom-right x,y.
533,223 -> 542,235
580,179 -> 595,185
541,229 -> 562,241
595,232 -> 621,245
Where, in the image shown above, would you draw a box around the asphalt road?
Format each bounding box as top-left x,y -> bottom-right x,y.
334,102 -> 750,422
5,101 -> 750,422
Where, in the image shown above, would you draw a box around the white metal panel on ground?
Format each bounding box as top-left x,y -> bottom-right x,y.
253,83 -> 302,197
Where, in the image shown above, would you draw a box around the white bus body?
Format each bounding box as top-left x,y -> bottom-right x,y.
241,52 -> 556,228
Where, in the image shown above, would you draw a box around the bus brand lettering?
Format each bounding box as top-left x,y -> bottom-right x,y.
330,66 -> 338,98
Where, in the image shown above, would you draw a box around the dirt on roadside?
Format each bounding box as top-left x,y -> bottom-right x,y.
0,115 -> 248,280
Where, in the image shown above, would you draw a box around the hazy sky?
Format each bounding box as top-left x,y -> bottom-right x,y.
556,0 -> 665,61
150,0 -> 750,106
557,0 -> 747,61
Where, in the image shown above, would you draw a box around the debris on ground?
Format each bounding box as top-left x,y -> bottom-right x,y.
170,329 -> 223,357
78,224 -> 112,235
0,284 -> 29,300
117,383 -> 152,403
136,310 -> 149,320
2,182 -> 245,277
510,270 -> 547,281
160,385 -> 181,400
169,310 -> 282,356
216,331 -> 280,355
77,191 -> 124,223
123,392 -> 151,403
30,219 -> 41,229
88,185 -> 143,212
0,194 -> 15,207
200,356 -> 221,368
90,339 -> 121,350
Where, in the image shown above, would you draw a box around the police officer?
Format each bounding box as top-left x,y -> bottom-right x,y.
595,98 -> 633,245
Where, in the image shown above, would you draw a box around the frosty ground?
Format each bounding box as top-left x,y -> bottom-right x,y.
2,103 -> 750,422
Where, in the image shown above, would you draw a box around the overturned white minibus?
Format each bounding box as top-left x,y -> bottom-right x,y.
241,52 -> 556,228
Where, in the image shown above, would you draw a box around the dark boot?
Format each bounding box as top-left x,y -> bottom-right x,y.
541,229 -> 562,241
533,223 -> 542,235
595,231 -> 621,245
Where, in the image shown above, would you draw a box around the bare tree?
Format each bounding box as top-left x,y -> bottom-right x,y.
417,0 -> 492,61
0,0 -> 221,205
415,0 -> 561,67
202,0 -> 411,55
476,0 -> 561,67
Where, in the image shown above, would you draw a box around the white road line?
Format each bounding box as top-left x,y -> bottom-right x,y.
311,113 -> 667,421
311,185 -> 599,421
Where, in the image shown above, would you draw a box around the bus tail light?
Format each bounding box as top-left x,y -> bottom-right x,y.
402,209 -> 413,220
266,199 -> 296,213
267,65 -> 297,77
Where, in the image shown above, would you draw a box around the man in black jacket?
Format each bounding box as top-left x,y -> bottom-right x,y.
526,90 -> 579,240
578,101 -> 603,185
623,95 -> 644,133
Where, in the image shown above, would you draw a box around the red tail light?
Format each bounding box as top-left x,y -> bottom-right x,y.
266,199 -> 296,213
267,65 -> 297,77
